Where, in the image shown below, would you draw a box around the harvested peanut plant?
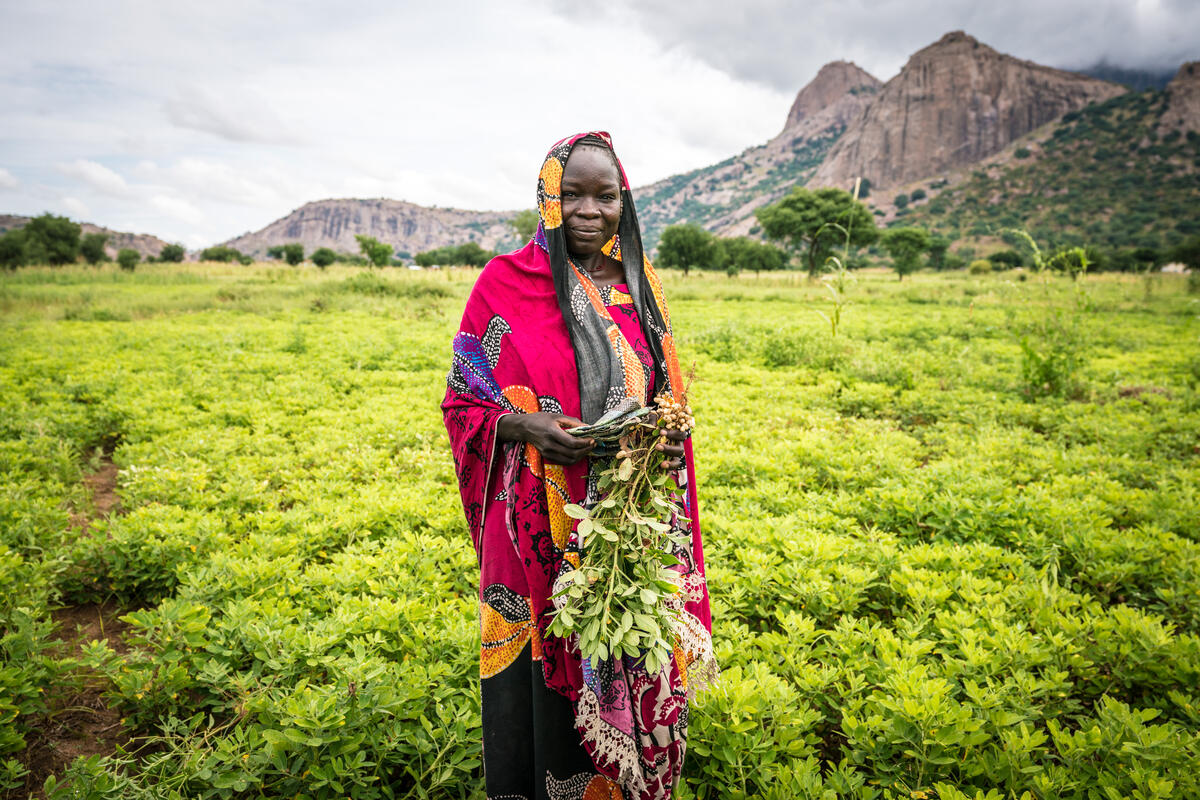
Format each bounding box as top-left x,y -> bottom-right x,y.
548,393 -> 696,676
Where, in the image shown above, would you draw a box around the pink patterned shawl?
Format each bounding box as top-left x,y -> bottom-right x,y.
442,132 -> 716,800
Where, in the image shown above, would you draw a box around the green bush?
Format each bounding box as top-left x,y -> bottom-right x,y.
968,259 -> 993,274
116,248 -> 139,271
311,248 -> 336,269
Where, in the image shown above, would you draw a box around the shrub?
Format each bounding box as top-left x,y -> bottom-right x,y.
1015,146 -> 1032,158
199,245 -> 244,263
311,247 -> 336,269
0,229 -> 27,270
116,248 -> 139,271
988,249 -> 1024,268
158,243 -> 185,263
80,233 -> 109,265
282,243 -> 304,266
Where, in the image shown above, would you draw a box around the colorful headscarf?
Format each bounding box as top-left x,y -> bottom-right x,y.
536,131 -> 684,422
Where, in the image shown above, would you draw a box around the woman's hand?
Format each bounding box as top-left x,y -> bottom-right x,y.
497,412 -> 595,465
655,429 -> 688,471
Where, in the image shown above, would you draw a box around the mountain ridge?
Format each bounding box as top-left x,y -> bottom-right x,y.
809,31 -> 1126,192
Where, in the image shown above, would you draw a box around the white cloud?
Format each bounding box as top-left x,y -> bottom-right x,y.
150,194 -> 206,226
56,159 -> 130,196
164,84 -> 301,145
0,168 -> 18,190
60,196 -> 90,218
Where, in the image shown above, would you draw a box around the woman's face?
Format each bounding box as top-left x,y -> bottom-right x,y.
560,145 -> 622,257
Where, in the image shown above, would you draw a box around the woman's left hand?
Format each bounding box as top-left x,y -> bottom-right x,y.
655,429 -> 688,471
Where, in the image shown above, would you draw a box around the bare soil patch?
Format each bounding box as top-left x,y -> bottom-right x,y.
11,460 -> 131,799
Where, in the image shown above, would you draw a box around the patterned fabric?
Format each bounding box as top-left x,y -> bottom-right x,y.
536,132 -> 679,425
443,132 -> 716,800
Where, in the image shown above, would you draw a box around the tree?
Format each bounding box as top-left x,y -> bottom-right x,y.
988,249 -> 1025,269
755,187 -> 878,278
893,193 -> 909,209
282,243 -> 304,266
23,213 -> 81,265
0,229 -> 27,270
311,247 -> 336,269
927,236 -> 951,270
266,245 -> 286,260
656,224 -> 718,276
1169,235 -> 1200,271
910,188 -> 927,202
454,242 -> 494,266
510,209 -> 539,241
879,226 -> 931,280
159,243 -> 185,263
80,232 -> 109,265
116,248 -> 140,271
200,245 -> 244,263
716,237 -> 785,276
415,243 -> 497,267
356,235 -> 392,267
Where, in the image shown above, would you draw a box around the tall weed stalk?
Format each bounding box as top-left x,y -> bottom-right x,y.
814,177 -> 862,337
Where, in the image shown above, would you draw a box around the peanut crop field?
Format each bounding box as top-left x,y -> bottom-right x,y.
1,263 -> 1198,800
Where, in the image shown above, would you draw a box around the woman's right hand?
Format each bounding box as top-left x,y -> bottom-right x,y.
497,413 -> 595,465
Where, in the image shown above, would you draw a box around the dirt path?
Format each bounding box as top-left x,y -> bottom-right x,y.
14,460 -> 132,799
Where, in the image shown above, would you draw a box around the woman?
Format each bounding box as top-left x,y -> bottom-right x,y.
443,132 -> 716,800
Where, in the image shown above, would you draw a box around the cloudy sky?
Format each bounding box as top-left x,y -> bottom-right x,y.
1,0 -> 1196,248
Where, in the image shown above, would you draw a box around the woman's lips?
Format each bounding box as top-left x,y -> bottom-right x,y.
570,228 -> 603,238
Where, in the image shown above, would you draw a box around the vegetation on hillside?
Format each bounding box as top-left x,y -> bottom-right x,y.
637,131 -> 843,249
900,90 -> 1200,259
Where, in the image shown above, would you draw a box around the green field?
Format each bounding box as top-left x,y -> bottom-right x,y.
2,263 -> 1198,799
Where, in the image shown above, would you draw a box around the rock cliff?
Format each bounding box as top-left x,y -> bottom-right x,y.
1159,61 -> 1200,134
220,198 -> 520,258
784,61 -> 881,130
634,61 -> 881,241
810,31 -> 1126,192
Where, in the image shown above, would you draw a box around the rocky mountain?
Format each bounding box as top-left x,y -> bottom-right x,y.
897,87 -> 1199,254
0,214 -> 174,259
211,31 -> 1193,258
633,61 -> 881,243
1159,61 -> 1200,134
220,198 -> 520,259
810,31 -> 1126,193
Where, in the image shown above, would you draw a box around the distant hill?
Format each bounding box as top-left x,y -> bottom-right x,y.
220,198 -> 522,259
0,214 -> 175,260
